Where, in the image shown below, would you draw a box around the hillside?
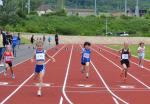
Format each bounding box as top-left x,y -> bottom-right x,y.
44,0 -> 150,12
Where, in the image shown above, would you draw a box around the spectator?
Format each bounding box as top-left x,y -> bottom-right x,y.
48,35 -> 52,45
30,35 -> 35,49
6,32 -> 13,45
17,33 -> 21,48
0,29 -> 3,60
55,33 -> 59,45
1,31 -> 8,47
12,35 -> 18,57
43,35 -> 46,43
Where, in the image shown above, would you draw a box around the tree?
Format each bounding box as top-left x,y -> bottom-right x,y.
0,0 -> 21,25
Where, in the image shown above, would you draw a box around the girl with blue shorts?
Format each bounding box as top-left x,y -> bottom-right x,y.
81,42 -> 91,78
31,41 -> 55,96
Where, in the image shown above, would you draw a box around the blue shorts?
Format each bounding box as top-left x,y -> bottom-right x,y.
138,53 -> 145,59
81,58 -> 90,65
35,65 -> 45,73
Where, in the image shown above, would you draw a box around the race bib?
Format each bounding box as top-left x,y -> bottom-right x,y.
122,54 -> 129,59
83,53 -> 90,58
5,56 -> 12,61
36,53 -> 45,60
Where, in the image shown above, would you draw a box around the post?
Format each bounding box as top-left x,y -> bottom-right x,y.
28,0 -> 30,14
105,17 -> 108,35
94,0 -> 97,15
135,0 -> 139,17
125,0 -> 127,15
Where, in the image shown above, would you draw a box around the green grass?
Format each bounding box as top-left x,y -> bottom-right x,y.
107,44 -> 150,60
21,37 -> 30,44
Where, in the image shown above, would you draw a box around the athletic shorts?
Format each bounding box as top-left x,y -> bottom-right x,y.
121,59 -> 130,68
5,62 -> 12,67
81,58 -> 90,66
35,65 -> 45,73
138,53 -> 145,59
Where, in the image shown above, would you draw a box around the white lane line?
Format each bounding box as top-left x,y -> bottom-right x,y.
92,48 -> 150,89
0,45 -> 65,104
101,45 -> 150,72
91,61 -> 128,104
112,97 -> 120,104
62,45 -> 74,104
59,96 -> 63,104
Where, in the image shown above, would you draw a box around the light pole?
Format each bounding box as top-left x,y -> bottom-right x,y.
105,17 -> 108,35
125,0 -> 127,15
94,0 -> 97,15
135,0 -> 139,17
28,0 -> 30,14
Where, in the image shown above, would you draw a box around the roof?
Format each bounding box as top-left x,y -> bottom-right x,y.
37,4 -> 52,11
66,8 -> 94,12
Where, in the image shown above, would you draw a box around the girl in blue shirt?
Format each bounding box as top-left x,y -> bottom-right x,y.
31,41 -> 55,96
81,42 -> 91,78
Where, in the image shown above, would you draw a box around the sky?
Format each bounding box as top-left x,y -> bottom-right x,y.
0,0 -> 3,6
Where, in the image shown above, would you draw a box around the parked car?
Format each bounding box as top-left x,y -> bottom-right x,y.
118,32 -> 129,37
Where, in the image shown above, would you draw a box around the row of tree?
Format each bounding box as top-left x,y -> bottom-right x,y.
0,0 -> 43,25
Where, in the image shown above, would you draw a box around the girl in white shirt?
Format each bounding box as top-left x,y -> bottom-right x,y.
137,42 -> 145,68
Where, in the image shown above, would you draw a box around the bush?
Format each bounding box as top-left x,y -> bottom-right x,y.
1,15 -> 150,36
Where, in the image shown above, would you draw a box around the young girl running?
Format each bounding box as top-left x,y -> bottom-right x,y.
31,40 -> 55,96
1,45 -> 15,79
119,42 -> 131,83
81,42 -> 91,78
137,42 -> 145,69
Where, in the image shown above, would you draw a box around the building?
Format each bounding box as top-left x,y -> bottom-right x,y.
127,9 -> 147,17
37,4 -> 53,16
66,9 -> 95,16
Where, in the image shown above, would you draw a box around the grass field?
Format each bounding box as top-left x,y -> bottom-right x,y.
107,44 -> 150,60
21,36 -> 30,44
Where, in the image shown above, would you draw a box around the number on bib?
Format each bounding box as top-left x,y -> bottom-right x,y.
122,54 -> 129,59
36,53 -> 45,60
83,53 -> 90,58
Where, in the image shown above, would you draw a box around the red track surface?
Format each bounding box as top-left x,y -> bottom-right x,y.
0,44 -> 150,104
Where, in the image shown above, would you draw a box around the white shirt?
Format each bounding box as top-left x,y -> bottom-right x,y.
138,46 -> 145,54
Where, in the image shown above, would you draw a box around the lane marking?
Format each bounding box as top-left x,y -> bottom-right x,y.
79,45 -> 128,104
76,84 -> 95,88
90,61 -> 128,104
0,82 -> 9,86
66,89 -> 150,93
35,83 -> 51,87
92,47 -> 150,89
112,97 -> 119,104
101,45 -> 150,72
62,45 -> 74,104
0,45 -> 66,104
120,85 -> 135,89
59,96 -> 63,104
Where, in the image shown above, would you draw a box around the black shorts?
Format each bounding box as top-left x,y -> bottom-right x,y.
6,62 -> 12,67
81,62 -> 86,65
121,59 -> 130,68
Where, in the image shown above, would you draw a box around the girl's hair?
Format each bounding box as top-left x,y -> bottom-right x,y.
36,40 -> 43,46
139,42 -> 144,46
84,42 -> 91,47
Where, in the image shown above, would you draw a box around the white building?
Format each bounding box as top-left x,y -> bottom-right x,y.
37,4 -> 53,16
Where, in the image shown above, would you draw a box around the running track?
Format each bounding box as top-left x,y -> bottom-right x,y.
0,44 -> 149,104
